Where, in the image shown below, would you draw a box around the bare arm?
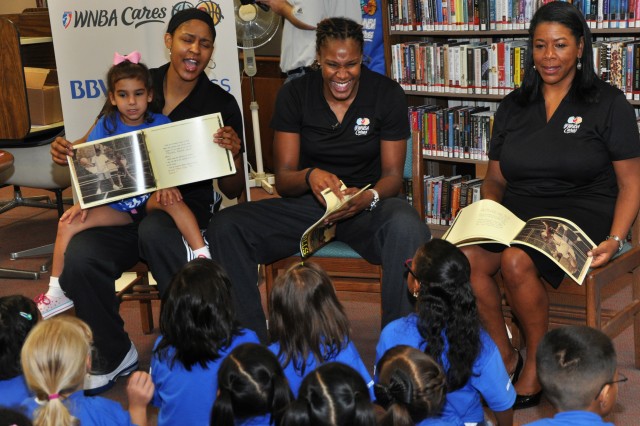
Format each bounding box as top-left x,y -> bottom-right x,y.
480,160 -> 507,202
492,408 -> 514,426
257,0 -> 316,30
589,157 -> 640,267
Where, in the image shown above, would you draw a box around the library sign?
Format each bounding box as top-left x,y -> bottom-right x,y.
48,0 -> 242,143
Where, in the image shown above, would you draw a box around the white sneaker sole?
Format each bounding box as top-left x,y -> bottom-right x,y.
40,300 -> 74,320
84,343 -> 138,396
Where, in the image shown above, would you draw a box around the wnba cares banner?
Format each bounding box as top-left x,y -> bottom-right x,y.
48,0 -> 242,143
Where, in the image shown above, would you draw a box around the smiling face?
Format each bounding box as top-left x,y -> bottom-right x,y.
532,22 -> 584,93
164,19 -> 214,83
317,38 -> 362,104
108,77 -> 152,126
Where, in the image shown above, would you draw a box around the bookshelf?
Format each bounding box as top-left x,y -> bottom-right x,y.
381,0 -> 640,236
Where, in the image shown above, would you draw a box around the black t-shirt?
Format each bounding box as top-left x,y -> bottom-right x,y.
270,66 -> 409,188
150,64 -> 244,224
489,79 -> 640,239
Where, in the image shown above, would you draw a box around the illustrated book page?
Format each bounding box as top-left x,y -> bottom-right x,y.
443,199 -> 596,284
299,182 -> 371,258
68,113 -> 234,209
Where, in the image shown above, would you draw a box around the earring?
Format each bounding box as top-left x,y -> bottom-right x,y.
413,287 -> 419,298
577,57 -> 582,70
532,65 -> 536,70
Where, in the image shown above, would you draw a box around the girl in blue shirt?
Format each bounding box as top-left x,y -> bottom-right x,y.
151,258 -> 260,426
20,316 -> 153,426
268,262 -> 374,399
36,53 -> 210,320
211,343 -> 293,425
376,239 -> 515,426
0,295 -> 38,409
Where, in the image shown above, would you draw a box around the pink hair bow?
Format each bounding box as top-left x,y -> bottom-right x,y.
113,51 -> 141,65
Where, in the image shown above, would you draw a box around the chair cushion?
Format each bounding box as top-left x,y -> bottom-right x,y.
293,241 -> 362,259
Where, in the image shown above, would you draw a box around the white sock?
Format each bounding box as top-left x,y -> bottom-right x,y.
47,277 -> 65,297
193,246 -> 211,259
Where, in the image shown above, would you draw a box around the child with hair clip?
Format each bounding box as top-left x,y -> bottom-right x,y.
376,239 -> 515,426
282,362 -> 377,426
267,262 -> 374,398
35,51 -> 211,319
151,258 -> 260,426
0,295 -> 38,409
19,316 -> 154,426
525,325 -> 624,426
374,345 -> 458,426
210,342 -> 294,426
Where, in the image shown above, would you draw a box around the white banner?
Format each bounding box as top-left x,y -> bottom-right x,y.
48,0 -> 249,198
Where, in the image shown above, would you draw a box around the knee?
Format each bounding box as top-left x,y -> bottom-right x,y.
382,200 -> 431,241
501,248 -> 537,287
207,205 -> 243,241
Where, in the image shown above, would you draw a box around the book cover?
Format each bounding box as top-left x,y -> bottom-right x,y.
68,113 -> 235,209
443,199 -> 597,284
299,182 -> 371,258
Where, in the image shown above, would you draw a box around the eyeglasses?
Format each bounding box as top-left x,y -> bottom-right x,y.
594,372 -> 628,400
404,258 -> 419,281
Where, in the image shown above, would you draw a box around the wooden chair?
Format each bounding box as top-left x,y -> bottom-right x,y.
264,137 -> 422,308
116,261 -> 159,335
500,211 -> 640,368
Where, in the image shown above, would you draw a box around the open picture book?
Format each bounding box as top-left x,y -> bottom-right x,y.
300,182 -> 371,258
442,199 -> 597,284
68,113 -> 235,209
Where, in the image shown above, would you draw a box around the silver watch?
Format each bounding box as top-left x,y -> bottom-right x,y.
367,189 -> 379,211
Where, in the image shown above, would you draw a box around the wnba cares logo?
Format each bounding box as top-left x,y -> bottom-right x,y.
62,11 -> 72,29
172,1 -> 224,26
563,116 -> 582,134
354,117 -> 370,136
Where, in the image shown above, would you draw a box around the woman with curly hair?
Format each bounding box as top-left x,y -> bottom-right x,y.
375,239 -> 515,426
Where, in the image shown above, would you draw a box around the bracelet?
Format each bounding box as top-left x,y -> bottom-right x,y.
304,167 -> 316,188
606,235 -> 624,252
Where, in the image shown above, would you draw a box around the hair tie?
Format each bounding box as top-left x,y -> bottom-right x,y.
19,311 -> 32,321
113,51 -> 141,65
48,393 -> 60,400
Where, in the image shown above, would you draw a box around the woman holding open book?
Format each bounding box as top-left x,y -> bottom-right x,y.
208,17 -> 431,342
461,2 -> 640,410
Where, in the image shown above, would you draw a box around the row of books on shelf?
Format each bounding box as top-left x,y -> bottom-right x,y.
423,174 -> 484,225
409,104 -> 495,160
393,38 -> 640,101
392,40 -> 527,95
389,0 -> 640,32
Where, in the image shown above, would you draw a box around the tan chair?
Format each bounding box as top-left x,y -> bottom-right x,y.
264,137 -> 422,310
116,261 -> 159,335
500,211 -> 640,368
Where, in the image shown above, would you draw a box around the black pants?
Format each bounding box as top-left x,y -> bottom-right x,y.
61,205 -> 206,372
207,193 -> 432,342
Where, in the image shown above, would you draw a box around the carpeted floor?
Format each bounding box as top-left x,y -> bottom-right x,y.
1,186 -> 638,425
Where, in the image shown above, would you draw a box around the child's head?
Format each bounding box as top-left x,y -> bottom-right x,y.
537,325 -> 619,416
268,262 -> 350,373
103,51 -> 154,132
0,295 -> 38,380
211,343 -> 293,425
21,316 -> 93,426
0,408 -> 33,426
156,258 -> 240,370
283,362 -> 377,426
374,345 -> 446,426
408,239 -> 480,391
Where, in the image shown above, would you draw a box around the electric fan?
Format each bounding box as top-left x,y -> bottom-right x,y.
234,0 -> 280,194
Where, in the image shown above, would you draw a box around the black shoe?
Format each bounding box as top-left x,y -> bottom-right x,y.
513,391 -> 542,410
509,349 -> 524,384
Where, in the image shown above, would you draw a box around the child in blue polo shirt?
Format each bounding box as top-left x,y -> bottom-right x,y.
525,326 -> 623,426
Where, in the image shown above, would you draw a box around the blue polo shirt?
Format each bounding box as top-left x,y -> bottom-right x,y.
0,374 -> 31,409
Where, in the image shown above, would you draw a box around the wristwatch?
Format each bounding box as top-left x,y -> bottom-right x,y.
367,189 -> 380,211
606,235 -> 624,252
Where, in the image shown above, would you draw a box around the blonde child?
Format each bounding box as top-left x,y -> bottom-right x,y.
35,52 -> 210,319
19,316 -> 153,426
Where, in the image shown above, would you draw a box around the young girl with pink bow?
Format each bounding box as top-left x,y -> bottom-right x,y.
35,52 -> 211,321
